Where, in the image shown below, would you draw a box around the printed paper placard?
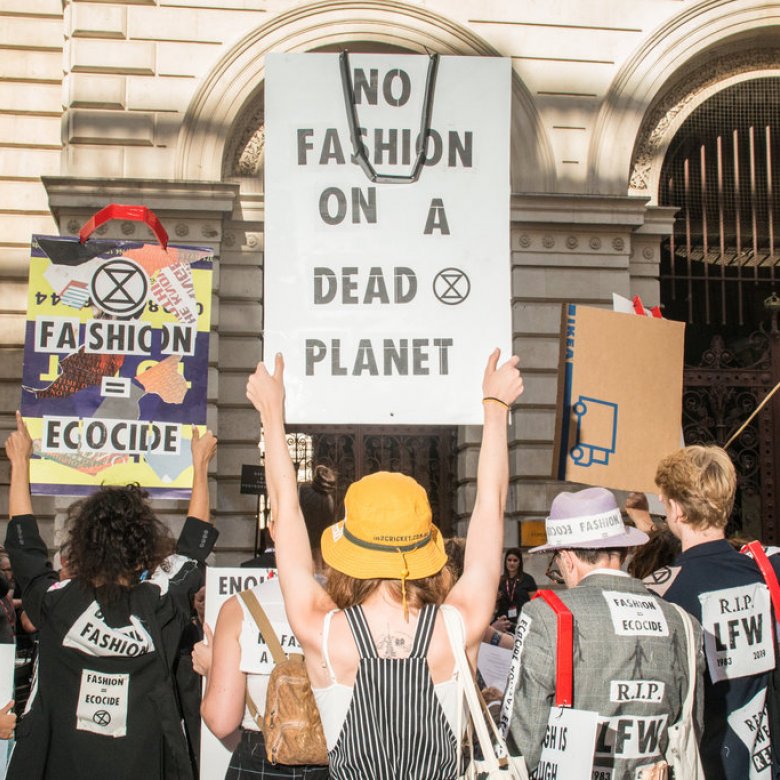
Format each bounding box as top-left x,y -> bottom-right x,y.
699,583 -> 774,682
594,713 -> 668,762
21,234 -> 213,498
201,567 -> 278,780
602,591 -> 669,637
264,53 -> 512,424
727,688 -> 773,777
537,706 -> 600,780
76,670 -> 130,738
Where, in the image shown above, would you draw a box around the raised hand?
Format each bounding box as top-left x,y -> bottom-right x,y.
246,353 -> 286,418
5,411 -> 32,466
190,426 -> 217,470
482,349 -> 524,408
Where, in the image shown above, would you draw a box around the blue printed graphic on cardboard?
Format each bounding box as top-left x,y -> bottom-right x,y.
570,396 -> 618,467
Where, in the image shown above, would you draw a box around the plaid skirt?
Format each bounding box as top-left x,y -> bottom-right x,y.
225,730 -> 331,780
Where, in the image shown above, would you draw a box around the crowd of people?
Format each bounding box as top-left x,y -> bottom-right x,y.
1,349 -> 779,779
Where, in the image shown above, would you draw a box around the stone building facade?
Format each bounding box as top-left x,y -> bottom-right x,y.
0,0 -> 777,560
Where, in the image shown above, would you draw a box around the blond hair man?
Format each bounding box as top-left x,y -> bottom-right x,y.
646,445 -> 780,779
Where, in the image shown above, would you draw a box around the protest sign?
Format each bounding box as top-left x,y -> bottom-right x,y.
21,210 -> 213,498
477,641 -> 513,692
264,52 -> 512,424
553,305 -> 685,492
200,567 -> 278,780
0,644 -> 13,778
537,706 -> 600,780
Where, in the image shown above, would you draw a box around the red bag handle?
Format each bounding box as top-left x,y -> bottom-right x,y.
79,204 -> 168,250
742,541 -> 780,618
532,589 -> 574,707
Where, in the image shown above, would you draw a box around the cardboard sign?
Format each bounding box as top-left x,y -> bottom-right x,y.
200,567 -> 277,780
553,305 -> 685,492
264,53 -> 512,424
20,235 -> 213,498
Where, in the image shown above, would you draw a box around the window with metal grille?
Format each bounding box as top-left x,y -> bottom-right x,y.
660,77 -> 780,327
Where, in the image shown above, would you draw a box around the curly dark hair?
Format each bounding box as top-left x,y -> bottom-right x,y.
66,484 -> 175,601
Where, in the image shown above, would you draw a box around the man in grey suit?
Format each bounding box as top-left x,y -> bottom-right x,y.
502,486 -> 703,779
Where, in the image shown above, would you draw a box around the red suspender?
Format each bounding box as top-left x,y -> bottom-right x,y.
532,589 -> 574,707
742,541 -> 780,618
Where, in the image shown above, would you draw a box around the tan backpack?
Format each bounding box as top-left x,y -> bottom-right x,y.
239,589 -> 329,766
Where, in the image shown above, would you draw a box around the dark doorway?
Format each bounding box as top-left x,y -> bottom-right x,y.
286,425 -> 458,534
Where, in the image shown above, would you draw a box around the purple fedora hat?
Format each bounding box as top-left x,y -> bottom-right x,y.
529,487 -> 649,553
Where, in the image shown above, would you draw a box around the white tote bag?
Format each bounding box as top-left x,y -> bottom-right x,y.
665,604 -> 705,779
441,606 -> 529,780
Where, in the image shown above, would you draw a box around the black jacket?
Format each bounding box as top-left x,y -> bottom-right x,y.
5,514 -> 218,780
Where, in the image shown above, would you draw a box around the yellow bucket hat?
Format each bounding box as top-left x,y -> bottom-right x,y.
321,471 -> 447,586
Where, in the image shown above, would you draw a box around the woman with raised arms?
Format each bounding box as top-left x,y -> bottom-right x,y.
245,349 -> 523,780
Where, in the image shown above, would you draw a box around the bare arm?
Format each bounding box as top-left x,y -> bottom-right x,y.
6,411 -> 32,517
447,350 -> 524,648
187,426 -> 217,522
199,597 -> 246,739
246,356 -> 334,648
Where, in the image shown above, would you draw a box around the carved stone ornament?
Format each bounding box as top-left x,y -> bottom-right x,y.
589,236 -> 602,250
224,99 -> 265,179
67,219 -> 80,235
612,236 -> 625,252
542,234 -> 555,249
566,235 -> 578,250
519,234 -> 531,248
175,223 -> 190,238
630,50 -> 780,191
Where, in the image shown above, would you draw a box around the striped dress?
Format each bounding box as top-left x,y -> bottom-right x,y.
328,603 -> 458,780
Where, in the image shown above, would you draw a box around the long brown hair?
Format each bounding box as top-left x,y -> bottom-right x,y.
326,567 -> 453,610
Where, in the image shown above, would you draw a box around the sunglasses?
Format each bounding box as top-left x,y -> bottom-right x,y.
545,552 -> 565,585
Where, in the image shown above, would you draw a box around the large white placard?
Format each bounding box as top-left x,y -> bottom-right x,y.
199,567 -> 277,780
0,643 -> 13,779
265,53 -> 512,423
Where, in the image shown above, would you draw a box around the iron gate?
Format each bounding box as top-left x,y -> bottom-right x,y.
659,77 -> 780,543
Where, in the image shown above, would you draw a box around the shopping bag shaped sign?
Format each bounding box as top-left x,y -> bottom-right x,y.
21,205 -> 214,498
264,52 -> 512,424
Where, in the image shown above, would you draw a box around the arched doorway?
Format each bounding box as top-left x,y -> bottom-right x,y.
175,1 -> 556,548
659,77 -> 780,542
